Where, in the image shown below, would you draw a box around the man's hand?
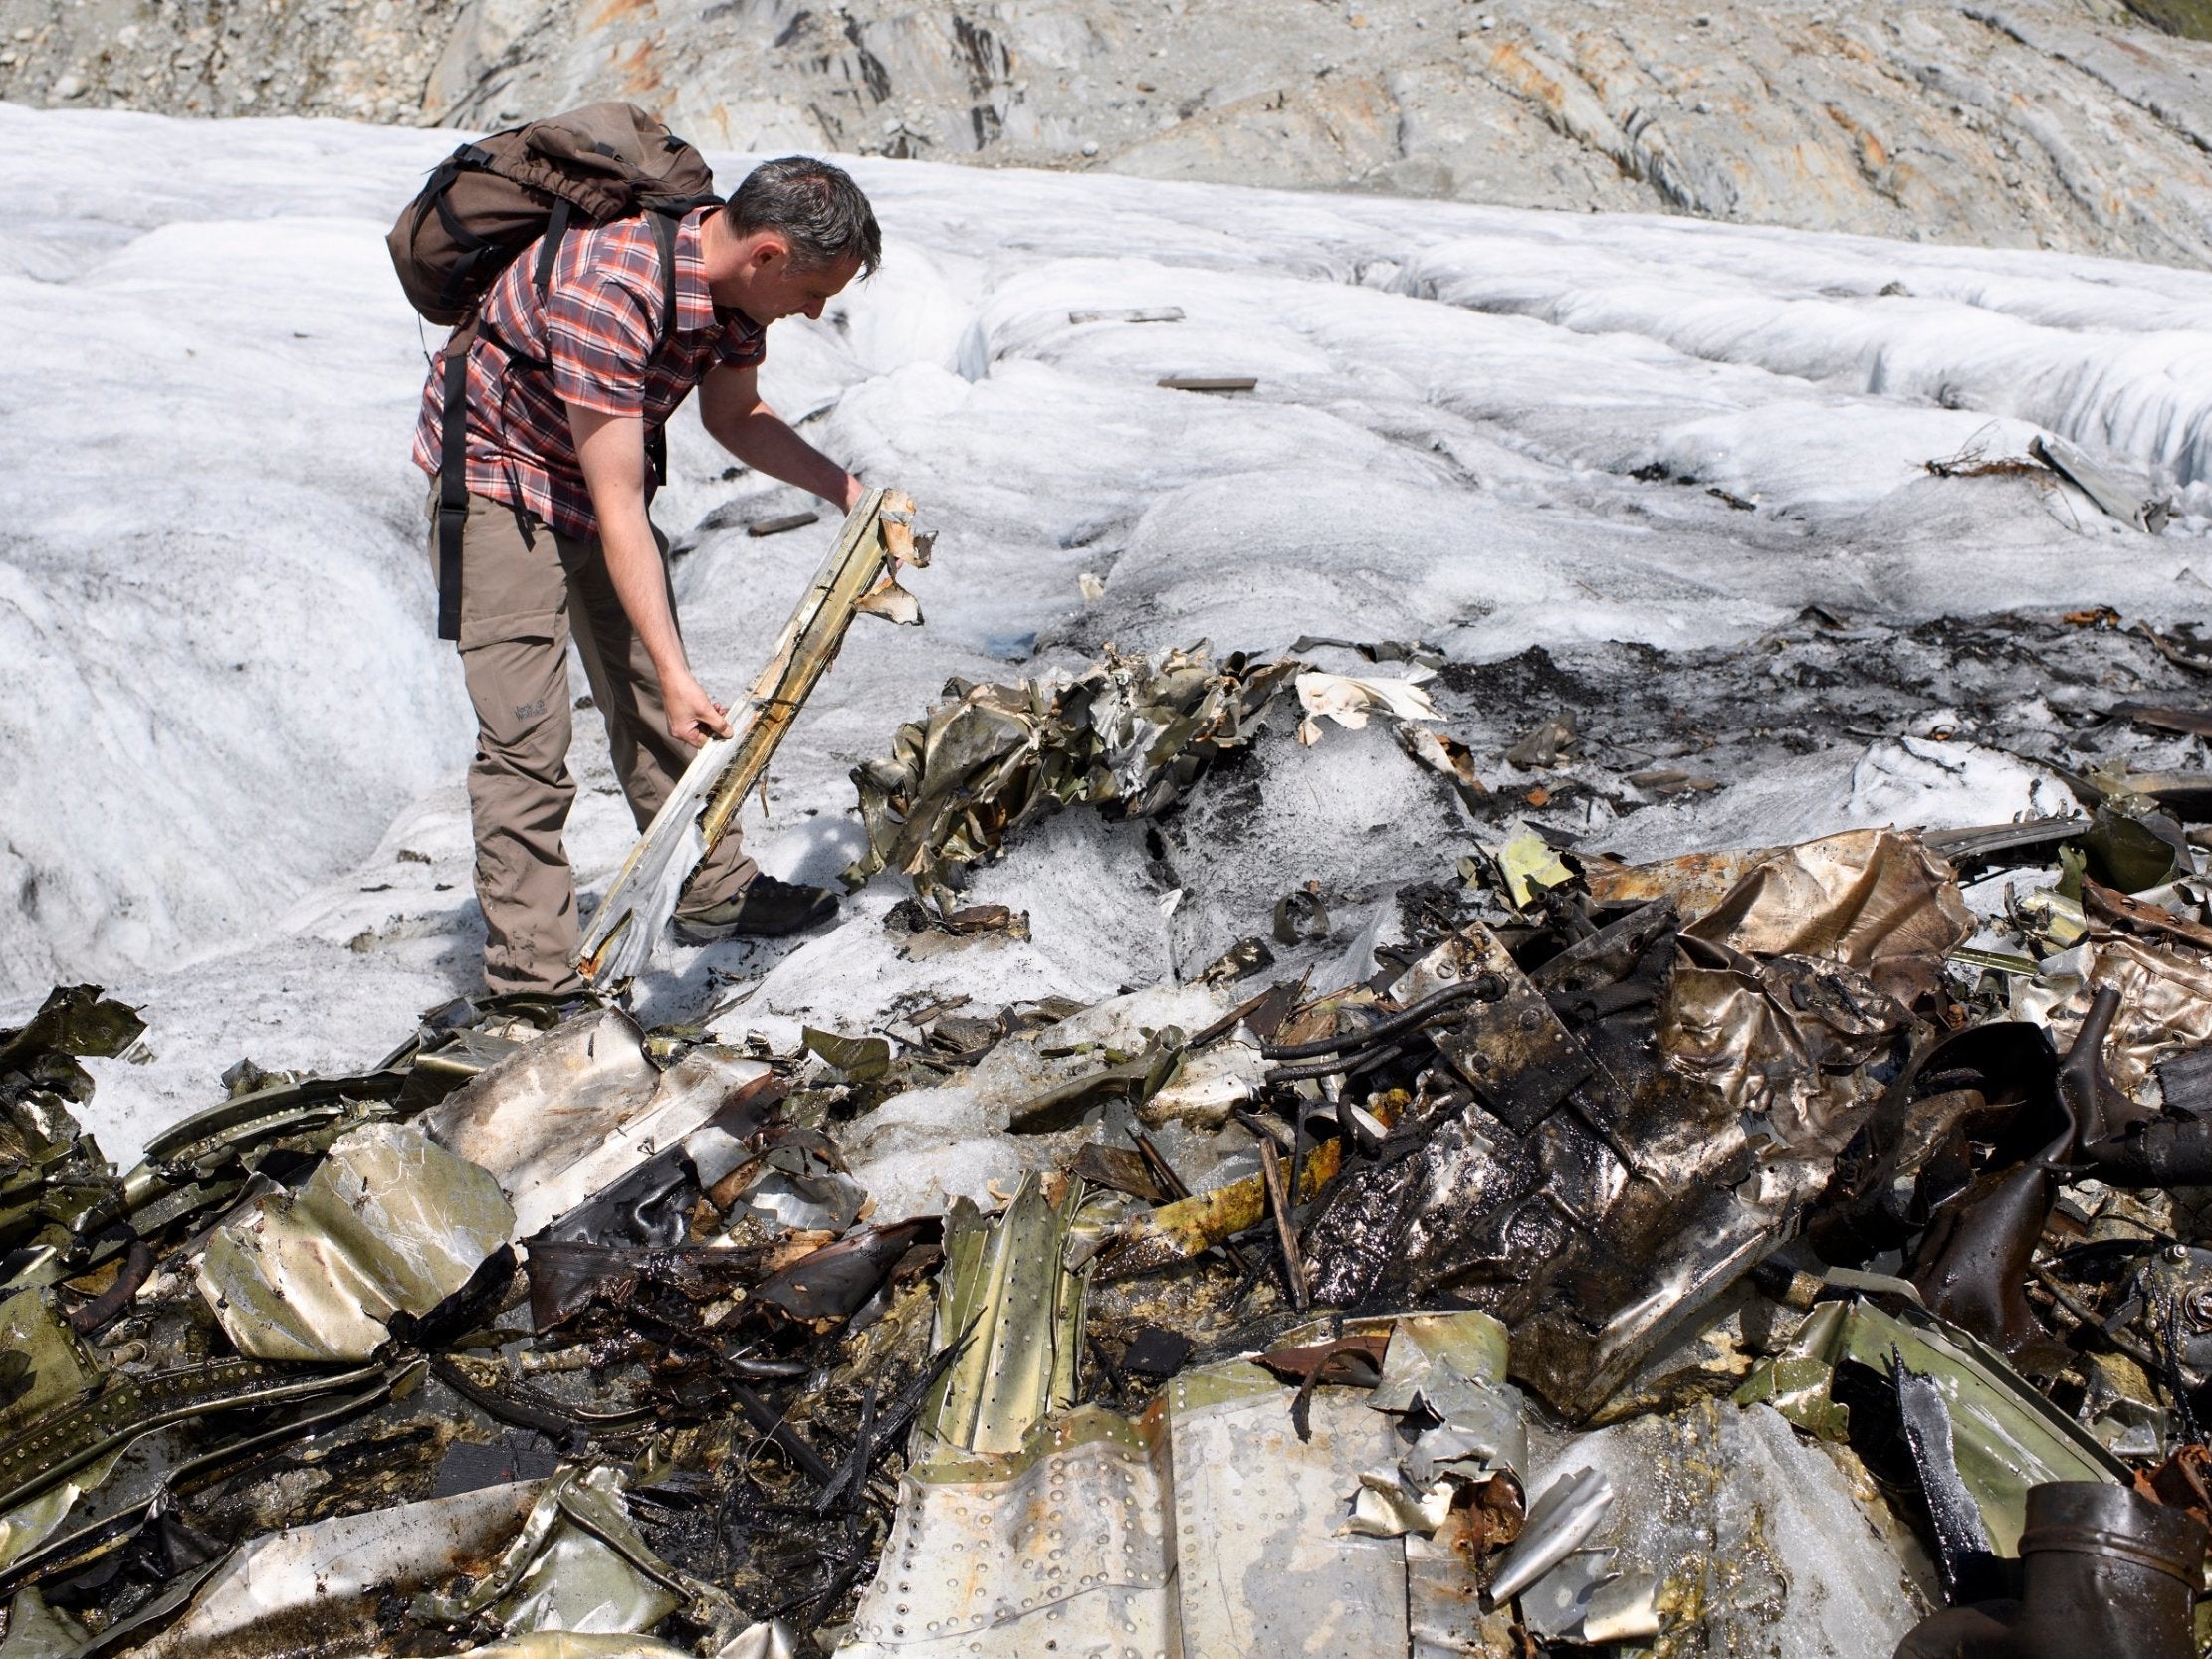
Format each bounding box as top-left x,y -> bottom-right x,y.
661,668 -> 733,748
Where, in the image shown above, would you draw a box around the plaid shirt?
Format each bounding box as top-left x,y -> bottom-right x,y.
412,206 -> 766,541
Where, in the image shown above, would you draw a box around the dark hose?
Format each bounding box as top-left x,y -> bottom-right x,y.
1261,975 -> 1501,1062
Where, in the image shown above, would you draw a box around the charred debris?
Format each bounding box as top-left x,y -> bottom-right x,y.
21,624 -> 2212,1657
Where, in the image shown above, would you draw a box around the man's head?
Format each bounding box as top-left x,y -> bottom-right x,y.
707,156 -> 880,322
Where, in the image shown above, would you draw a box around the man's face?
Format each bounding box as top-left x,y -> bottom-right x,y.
744,241 -> 863,323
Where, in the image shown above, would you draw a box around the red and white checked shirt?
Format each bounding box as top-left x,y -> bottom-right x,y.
412,206 -> 766,541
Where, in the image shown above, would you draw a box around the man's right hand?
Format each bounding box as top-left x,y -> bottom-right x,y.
662,668 -> 734,748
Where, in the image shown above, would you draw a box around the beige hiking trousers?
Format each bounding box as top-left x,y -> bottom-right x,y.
435,490 -> 756,994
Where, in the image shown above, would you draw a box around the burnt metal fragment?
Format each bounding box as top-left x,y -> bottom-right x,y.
1067,1143 -> 1162,1200
1911,990 -> 2123,1364
536,1145 -> 698,1250
753,1220 -> 935,1324
1411,924 -> 1594,1132
1118,1326 -> 1193,1379
845,646 -> 1298,903
524,1239 -> 773,1331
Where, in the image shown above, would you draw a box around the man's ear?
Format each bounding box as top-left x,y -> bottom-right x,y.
749,234 -> 790,271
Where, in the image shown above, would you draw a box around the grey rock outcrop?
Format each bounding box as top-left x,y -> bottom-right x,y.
4,0 -> 2210,266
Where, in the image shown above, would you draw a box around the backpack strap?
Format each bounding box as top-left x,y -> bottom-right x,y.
648,208 -> 680,352
533,197 -> 573,294
435,321 -> 476,642
420,146 -> 501,316
643,208 -> 682,490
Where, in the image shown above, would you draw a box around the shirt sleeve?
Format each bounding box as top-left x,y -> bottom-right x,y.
544,268 -> 658,419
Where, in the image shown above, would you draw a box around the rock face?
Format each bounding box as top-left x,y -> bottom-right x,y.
3,0 -> 2211,265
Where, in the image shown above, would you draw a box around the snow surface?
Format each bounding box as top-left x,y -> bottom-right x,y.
6,104 -> 2212,1190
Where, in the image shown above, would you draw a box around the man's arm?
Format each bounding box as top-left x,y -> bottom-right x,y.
699,363 -> 866,512
569,403 -> 732,749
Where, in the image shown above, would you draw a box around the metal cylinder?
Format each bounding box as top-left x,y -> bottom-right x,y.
1892,1482 -> 2206,1659
2011,1482 -> 2205,1659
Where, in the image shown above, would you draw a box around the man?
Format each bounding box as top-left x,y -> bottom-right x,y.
412,156 -> 878,995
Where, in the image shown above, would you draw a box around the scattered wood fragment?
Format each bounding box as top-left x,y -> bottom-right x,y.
1158,375 -> 1256,393
1256,1137 -> 1309,1312
749,511 -> 821,537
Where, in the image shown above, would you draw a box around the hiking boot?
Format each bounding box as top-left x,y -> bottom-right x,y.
674,874 -> 839,941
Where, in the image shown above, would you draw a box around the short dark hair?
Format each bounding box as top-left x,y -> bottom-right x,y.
728,157 -> 881,276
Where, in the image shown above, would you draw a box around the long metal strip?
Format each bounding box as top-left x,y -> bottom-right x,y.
0,1359 -> 386,1517
576,488 -> 915,986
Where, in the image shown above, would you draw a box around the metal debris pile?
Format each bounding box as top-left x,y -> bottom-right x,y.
842,646 -> 1301,905
24,701 -> 2212,1656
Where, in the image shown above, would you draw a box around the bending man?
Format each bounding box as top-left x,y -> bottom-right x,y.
412,156 -> 877,994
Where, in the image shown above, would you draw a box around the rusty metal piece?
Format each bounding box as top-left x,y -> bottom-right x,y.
1584,847 -> 1768,923
1253,1332 -> 1388,1389
2084,874 -> 2212,954
1531,896 -> 1677,994
1068,1143 -> 1163,1201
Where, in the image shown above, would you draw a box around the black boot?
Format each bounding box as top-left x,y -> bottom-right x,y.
674,874 -> 839,940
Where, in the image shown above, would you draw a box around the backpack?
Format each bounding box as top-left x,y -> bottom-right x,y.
387,103 -> 721,640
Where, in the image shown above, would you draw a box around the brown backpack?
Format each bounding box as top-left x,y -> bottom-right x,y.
387,103 -> 720,638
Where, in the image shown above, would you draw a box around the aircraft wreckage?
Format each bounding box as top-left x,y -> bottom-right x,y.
18,604 -> 2212,1655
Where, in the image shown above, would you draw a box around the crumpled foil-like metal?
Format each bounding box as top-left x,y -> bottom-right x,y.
423,1007 -> 773,1239
1660,949 -> 1905,1153
414,1465 -> 686,1636
197,1122 -> 514,1361
843,646 -> 1300,901
1367,1312 -> 1528,1495
2035,934 -> 2212,1096
1681,828 -> 1972,1004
